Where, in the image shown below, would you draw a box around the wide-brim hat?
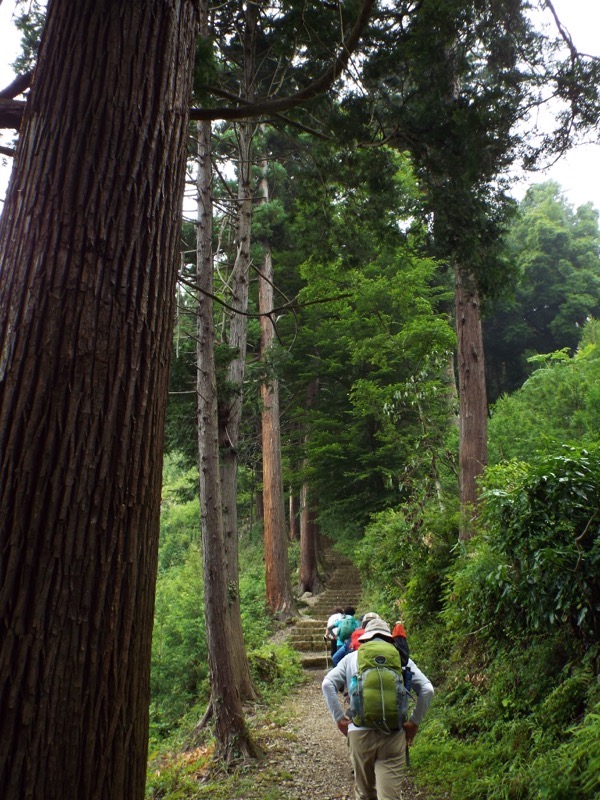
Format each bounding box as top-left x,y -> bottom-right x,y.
358,618 -> 394,643
361,611 -> 380,625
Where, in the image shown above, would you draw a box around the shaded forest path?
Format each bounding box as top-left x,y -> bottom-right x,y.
256,668 -> 435,800
250,546 -> 437,800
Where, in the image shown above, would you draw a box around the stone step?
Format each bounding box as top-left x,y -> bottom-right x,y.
300,652 -> 330,670
291,639 -> 330,652
288,541 -> 363,670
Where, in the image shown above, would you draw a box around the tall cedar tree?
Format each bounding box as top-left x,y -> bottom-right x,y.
0,1 -> 199,798
355,0 -> 532,529
258,153 -> 297,610
196,115 -> 259,759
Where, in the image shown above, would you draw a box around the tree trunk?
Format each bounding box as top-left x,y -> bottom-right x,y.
299,484 -> 321,593
258,156 -> 296,618
0,2 -> 198,798
216,117 -> 258,700
299,379 -> 321,592
195,118 -> 258,761
212,2 -> 260,702
289,491 -> 300,541
455,267 -> 488,538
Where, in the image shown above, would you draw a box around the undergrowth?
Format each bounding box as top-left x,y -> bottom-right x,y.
354,446 -> 600,799
146,642 -> 306,799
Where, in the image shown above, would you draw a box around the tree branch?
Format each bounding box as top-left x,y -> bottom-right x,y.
0,1 -> 376,130
0,98 -> 26,129
177,272 -> 351,318
0,70 -> 34,99
189,0 -> 377,121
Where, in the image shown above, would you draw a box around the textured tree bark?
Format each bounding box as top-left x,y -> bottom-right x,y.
299,485 -> 321,593
0,2 -> 199,798
299,379 -> 321,592
455,268 -> 488,538
289,491 -> 300,541
195,118 -> 258,761
216,117 -> 258,699
208,3 -> 262,701
258,157 -> 296,618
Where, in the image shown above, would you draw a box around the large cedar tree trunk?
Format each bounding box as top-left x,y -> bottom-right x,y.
258,158 -> 295,618
0,2 -> 199,798
455,267 -> 488,537
195,118 -> 258,760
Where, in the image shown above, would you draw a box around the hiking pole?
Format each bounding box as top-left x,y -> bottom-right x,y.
324,635 -> 330,670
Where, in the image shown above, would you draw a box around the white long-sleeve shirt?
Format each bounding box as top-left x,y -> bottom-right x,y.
322,649 -> 434,731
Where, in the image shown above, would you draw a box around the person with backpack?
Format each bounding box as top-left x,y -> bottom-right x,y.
322,618 -> 434,800
391,619 -> 410,667
332,610 -> 380,667
335,606 -> 360,649
325,606 -> 345,658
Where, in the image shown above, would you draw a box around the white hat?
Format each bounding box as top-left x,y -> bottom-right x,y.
358,618 -> 394,643
361,611 -> 380,625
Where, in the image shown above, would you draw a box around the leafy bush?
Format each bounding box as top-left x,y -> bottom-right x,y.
481,446 -> 600,642
488,320 -> 600,464
407,445 -> 600,799
356,498 -> 458,627
151,542 -> 207,737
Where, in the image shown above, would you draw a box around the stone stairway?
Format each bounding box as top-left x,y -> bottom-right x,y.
289,548 -> 362,671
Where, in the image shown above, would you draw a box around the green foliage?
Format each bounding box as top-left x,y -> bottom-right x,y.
480,446 -> 600,641
151,541 -> 207,737
489,319 -> 600,462
442,447 -> 600,645
356,498 -> 459,629
150,459 -> 292,741
404,442 -> 600,800
247,642 -> 304,702
12,1 -> 45,73
412,634 -> 599,800
485,185 -> 600,399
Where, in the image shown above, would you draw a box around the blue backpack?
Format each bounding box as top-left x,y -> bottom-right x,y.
337,615 -> 359,643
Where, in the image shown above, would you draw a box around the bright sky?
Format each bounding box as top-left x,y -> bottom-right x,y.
1,0 -> 600,212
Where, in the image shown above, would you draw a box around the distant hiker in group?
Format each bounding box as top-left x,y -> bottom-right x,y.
332,610 -> 381,666
330,606 -> 360,665
391,619 -> 410,666
322,618 -> 434,800
325,606 -> 345,658
351,611 -> 380,651
336,606 -> 360,649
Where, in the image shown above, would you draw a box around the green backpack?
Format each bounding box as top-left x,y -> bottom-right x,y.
349,639 -> 409,732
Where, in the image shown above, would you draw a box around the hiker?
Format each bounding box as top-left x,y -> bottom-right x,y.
322,618 -> 434,800
325,606 -> 344,658
336,606 -> 359,649
350,611 -> 380,651
332,610 -> 381,667
391,620 -> 410,666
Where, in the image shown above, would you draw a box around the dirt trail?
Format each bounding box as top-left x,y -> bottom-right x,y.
263,545 -> 436,799
257,668 -> 434,800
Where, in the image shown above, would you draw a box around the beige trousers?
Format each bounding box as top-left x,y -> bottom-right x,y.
347,728 -> 406,800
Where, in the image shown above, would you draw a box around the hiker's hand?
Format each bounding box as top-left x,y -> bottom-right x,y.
403,720 -> 418,745
337,718 -> 350,737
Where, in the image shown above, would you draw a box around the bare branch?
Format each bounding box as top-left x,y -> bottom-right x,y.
0,70 -> 33,99
0,98 -> 26,129
190,0 -> 377,122
178,272 -> 351,319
